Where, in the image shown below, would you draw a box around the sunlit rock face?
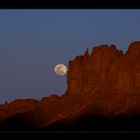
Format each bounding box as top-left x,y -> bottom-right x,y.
67,42 -> 140,95
67,44 -> 123,95
66,41 -> 140,117
1,41 -> 140,130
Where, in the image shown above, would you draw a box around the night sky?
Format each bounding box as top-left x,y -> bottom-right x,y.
0,10 -> 140,103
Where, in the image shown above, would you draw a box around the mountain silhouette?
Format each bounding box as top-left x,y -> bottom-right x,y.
1,41 -> 140,130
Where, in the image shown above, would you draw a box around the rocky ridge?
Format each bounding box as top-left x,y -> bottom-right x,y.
1,41 -> 140,129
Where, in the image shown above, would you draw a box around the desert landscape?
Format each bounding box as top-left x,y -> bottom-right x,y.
0,41 -> 140,130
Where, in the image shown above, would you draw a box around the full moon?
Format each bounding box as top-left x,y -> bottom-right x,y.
54,64 -> 67,76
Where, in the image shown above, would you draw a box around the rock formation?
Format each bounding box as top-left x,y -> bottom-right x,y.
1,41 -> 140,130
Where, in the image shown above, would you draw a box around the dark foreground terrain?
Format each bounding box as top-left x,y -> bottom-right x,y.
0,113 -> 140,131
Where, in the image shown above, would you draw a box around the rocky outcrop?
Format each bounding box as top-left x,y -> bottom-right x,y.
65,41 -> 140,117
1,41 -> 140,130
66,44 -> 123,95
0,99 -> 38,121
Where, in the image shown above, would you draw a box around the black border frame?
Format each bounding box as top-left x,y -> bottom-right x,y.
0,0 -> 140,9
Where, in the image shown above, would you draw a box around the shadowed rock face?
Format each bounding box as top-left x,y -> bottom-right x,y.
1,41 -> 140,130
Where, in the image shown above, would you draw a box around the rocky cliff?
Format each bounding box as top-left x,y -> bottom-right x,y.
1,41 -> 140,130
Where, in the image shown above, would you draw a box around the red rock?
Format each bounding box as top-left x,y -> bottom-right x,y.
0,99 -> 38,121
1,41 -> 140,129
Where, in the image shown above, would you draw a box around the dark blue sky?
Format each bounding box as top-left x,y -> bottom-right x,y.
0,10 -> 140,103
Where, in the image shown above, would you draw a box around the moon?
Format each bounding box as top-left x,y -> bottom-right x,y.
54,64 -> 67,76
